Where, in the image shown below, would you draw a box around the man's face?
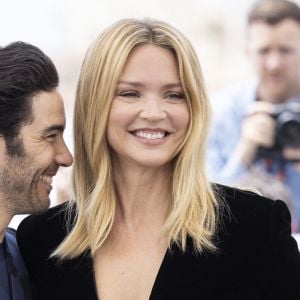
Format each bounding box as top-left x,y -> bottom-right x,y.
247,19 -> 300,103
0,90 -> 73,215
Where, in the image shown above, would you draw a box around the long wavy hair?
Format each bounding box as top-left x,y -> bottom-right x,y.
54,18 -> 221,259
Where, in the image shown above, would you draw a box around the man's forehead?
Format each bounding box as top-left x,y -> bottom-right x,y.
248,20 -> 300,49
29,90 -> 66,130
249,19 -> 300,38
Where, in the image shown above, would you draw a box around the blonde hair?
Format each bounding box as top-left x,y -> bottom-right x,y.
54,18 -> 221,259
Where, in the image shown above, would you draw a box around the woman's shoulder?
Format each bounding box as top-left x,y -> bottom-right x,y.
18,202 -> 74,234
214,183 -> 292,238
215,183 -> 285,216
16,202 -> 76,259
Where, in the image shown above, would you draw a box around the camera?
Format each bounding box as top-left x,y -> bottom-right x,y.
259,102 -> 300,159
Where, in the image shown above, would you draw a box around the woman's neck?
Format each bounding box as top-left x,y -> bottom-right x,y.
112,161 -> 172,229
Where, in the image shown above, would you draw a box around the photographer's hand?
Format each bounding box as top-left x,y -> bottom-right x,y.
234,101 -> 276,167
282,148 -> 300,169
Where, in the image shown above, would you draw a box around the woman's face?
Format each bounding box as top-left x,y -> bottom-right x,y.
107,44 -> 189,169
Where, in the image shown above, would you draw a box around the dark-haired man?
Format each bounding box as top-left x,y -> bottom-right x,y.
207,0 -> 300,232
0,42 -> 73,299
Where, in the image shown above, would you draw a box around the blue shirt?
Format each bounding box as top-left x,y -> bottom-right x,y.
207,79 -> 300,231
0,228 -> 32,300
0,241 -> 10,300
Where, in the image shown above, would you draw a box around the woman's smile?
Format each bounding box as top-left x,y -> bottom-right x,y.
107,44 -> 189,168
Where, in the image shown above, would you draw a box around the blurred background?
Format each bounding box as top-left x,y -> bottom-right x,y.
3,0 -> 300,245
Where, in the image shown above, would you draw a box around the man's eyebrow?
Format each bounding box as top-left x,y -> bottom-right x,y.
40,125 -> 65,135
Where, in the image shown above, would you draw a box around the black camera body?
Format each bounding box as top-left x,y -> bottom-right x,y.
259,102 -> 300,158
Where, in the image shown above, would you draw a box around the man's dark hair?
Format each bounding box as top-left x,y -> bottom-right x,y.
248,0 -> 300,25
0,41 -> 59,155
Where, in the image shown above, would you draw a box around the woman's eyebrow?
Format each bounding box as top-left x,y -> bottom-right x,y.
117,81 -> 182,89
117,80 -> 144,87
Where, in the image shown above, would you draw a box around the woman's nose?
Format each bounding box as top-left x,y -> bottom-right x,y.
139,98 -> 167,121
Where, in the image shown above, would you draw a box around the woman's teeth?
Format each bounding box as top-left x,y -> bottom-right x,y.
134,131 -> 166,139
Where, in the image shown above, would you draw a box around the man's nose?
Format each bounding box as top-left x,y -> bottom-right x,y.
55,140 -> 73,167
265,52 -> 282,71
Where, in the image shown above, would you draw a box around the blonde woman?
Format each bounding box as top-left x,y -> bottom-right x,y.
17,19 -> 300,299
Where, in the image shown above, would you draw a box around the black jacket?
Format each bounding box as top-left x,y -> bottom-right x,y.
17,185 -> 300,299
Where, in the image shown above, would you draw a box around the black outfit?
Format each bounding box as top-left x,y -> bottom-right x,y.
17,185 -> 300,299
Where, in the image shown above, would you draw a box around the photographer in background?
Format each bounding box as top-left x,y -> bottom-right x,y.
207,0 -> 300,232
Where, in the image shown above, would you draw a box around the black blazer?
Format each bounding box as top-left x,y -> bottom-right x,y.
17,185 -> 300,300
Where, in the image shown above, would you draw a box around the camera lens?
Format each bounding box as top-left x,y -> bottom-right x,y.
279,119 -> 300,147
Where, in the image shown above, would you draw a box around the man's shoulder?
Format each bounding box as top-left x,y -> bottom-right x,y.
4,228 -> 18,250
6,227 -> 17,237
